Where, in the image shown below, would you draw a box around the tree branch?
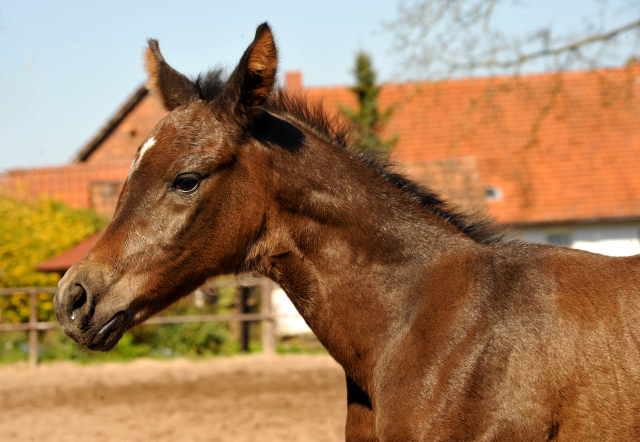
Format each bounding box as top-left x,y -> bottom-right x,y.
454,19 -> 640,71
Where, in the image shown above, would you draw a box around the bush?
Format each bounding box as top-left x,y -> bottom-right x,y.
0,196 -> 279,363
123,285 -> 238,358
0,195 -> 106,323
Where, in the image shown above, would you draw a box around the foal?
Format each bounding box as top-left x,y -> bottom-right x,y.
55,23 -> 640,441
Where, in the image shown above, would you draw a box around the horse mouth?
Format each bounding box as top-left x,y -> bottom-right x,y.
88,311 -> 131,352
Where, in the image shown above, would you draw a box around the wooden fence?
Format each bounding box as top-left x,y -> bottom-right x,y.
0,275 -> 278,369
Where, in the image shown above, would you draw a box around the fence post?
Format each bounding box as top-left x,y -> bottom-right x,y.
239,287 -> 251,353
260,279 -> 276,354
28,290 -> 38,369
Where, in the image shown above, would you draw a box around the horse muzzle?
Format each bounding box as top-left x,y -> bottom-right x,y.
54,263 -> 133,351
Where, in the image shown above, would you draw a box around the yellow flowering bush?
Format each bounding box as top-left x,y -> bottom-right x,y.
0,196 -> 106,323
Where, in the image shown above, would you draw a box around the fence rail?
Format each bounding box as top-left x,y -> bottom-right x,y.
0,276 -> 278,369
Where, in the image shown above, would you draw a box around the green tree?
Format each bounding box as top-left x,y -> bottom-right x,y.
0,196 -> 106,323
341,52 -> 397,160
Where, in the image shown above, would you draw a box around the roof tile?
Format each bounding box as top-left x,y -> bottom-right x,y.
4,65 -> 640,226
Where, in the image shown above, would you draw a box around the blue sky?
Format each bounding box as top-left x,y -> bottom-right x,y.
0,1 -> 636,171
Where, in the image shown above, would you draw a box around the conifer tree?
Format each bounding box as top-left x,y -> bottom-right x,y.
340,52 -> 397,160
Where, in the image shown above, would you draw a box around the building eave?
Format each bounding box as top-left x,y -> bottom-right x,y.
71,86 -> 148,163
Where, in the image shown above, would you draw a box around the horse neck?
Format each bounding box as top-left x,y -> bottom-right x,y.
246,129 -> 476,386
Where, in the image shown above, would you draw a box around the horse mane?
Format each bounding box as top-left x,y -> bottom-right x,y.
195,70 -> 226,101
193,70 -> 509,246
267,89 -> 509,246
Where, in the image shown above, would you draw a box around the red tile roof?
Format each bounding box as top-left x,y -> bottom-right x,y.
3,65 -> 640,228
37,230 -> 103,273
304,64 -> 640,225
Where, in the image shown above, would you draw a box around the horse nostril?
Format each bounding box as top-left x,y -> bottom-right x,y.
70,284 -> 87,322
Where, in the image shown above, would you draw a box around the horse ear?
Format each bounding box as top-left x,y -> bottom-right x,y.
227,23 -> 278,124
144,39 -> 198,111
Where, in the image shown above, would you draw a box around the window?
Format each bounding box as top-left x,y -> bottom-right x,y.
484,186 -> 503,202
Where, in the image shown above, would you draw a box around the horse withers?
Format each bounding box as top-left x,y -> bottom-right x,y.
54,23 -> 640,441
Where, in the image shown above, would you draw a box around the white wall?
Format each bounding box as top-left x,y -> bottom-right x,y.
516,221 -> 640,257
271,288 -> 313,337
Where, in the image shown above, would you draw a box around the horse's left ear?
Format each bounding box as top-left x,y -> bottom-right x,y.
226,23 -> 278,124
144,39 -> 198,111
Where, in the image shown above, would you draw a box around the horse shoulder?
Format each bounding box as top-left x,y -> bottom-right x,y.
371,248 -> 508,439
372,245 -> 640,440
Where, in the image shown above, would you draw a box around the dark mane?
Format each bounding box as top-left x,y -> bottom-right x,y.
195,69 -> 226,101
195,69 -> 508,246
267,90 -> 354,150
364,160 -> 509,245
266,88 -> 509,246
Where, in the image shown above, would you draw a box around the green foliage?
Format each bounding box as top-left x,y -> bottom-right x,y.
0,195 -> 105,288
0,196 -> 106,323
125,286 -> 238,358
0,284 -> 247,364
0,291 -> 55,324
340,52 -> 398,160
0,332 -> 30,363
0,198 -> 320,363
276,335 -> 328,355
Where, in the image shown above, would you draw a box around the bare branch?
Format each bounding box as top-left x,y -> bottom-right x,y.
455,18 -> 640,71
387,0 -> 640,78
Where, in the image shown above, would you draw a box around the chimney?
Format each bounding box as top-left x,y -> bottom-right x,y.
285,71 -> 302,90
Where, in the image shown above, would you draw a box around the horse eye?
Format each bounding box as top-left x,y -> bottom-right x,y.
174,176 -> 199,193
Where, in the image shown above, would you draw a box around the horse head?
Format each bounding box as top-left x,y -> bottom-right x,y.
54,24 -> 278,351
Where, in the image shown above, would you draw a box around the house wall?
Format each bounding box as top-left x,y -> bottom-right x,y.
515,221 -> 640,257
271,288 -> 312,337
84,97 -> 167,164
0,161 -> 130,216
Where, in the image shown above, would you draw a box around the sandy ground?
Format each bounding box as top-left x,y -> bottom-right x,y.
0,354 -> 347,442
